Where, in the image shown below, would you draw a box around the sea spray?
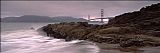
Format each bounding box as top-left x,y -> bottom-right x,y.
1,30 -> 100,53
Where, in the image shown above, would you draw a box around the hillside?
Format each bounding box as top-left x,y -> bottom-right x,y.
108,3 -> 160,31
1,15 -> 89,22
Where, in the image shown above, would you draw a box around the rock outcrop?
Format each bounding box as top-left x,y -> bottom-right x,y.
108,3 -> 160,31
42,23 -> 160,48
41,3 -> 160,49
42,22 -> 106,41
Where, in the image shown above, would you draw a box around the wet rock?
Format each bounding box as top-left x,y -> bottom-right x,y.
98,27 -> 139,34
120,38 -> 160,47
147,31 -> 160,37
120,39 -> 145,47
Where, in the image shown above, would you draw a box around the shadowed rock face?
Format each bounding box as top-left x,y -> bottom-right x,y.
108,3 -> 160,31
41,3 -> 160,48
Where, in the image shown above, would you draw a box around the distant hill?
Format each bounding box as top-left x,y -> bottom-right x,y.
1,15 -> 89,22
52,16 -> 89,22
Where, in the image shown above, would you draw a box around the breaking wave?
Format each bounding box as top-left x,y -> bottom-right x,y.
1,30 -> 99,53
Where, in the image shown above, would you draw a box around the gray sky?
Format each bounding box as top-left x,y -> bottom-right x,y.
1,1 -> 160,19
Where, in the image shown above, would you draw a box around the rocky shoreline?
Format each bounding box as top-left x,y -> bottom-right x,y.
41,22 -> 160,47
40,3 -> 160,52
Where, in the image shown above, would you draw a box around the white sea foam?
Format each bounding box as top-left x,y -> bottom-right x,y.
1,30 -> 100,53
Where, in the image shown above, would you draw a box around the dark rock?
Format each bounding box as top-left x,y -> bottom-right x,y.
140,3 -> 160,12
97,27 -> 140,35
120,38 -> 160,47
108,3 -> 160,31
77,22 -> 89,27
41,3 -> 160,48
147,31 -> 160,37
120,39 -> 145,47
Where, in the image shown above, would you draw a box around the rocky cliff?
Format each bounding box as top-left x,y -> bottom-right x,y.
41,3 -> 160,52
108,3 -> 160,31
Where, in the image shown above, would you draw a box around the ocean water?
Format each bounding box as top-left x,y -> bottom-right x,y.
1,22 -> 99,53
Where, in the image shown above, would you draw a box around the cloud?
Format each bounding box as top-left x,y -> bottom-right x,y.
1,1 -> 159,19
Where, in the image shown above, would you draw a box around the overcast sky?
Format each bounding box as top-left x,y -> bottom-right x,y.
1,1 -> 160,19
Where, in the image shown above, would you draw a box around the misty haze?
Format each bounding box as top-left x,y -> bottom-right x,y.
1,1 -> 160,53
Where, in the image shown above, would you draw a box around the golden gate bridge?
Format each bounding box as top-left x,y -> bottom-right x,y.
88,9 -> 114,23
